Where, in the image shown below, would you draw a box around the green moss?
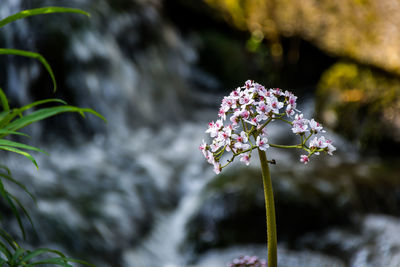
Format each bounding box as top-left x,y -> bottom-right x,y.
317,62 -> 400,154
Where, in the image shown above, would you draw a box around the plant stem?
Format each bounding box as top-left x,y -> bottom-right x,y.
269,143 -> 301,149
258,149 -> 277,267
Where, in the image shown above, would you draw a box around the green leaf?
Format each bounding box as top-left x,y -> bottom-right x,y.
18,99 -> 67,113
0,228 -> 19,250
0,88 -> 9,111
64,258 -> 97,267
21,248 -> 65,263
0,172 -> 36,203
0,109 -> 22,130
0,7 -> 90,29
0,180 -> 26,239
0,99 -> 67,134
0,49 -> 57,92
5,106 -> 106,132
19,248 -> 95,266
0,240 -> 12,261
0,129 -> 30,138
0,146 -> 38,168
9,194 -> 36,235
0,164 -> 11,176
0,139 -> 47,155
28,258 -> 73,267
11,248 -> 26,265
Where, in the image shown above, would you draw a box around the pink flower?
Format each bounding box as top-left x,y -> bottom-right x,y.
205,120 -> 223,137
213,162 -> 221,174
240,153 -> 251,165
205,151 -> 215,164
267,96 -> 284,114
232,131 -> 250,150
254,83 -> 267,96
309,136 -> 336,155
230,114 -> 240,126
325,139 -> 336,155
221,96 -> 236,111
309,136 -> 327,149
256,102 -> 271,121
256,136 -> 269,151
300,155 -> 309,164
244,80 -> 253,89
291,114 -> 309,134
239,93 -> 254,107
200,80 -> 335,174
210,142 -> 221,153
240,109 -> 251,120
230,87 -> 241,99
245,116 -> 258,126
309,119 -> 325,133
218,108 -> 226,121
199,140 -> 208,157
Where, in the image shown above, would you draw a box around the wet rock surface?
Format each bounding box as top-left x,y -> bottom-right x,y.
316,62 -> 400,155
185,159 -> 400,265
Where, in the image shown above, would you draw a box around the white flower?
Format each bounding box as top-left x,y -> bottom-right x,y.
256,136 -> 269,151
218,108 -> 226,121
309,136 -> 327,149
244,80 -> 253,89
291,114 -> 309,134
325,139 -> 336,155
240,153 -> 251,165
199,139 -> 208,158
267,96 -> 284,114
239,93 -> 254,107
239,109 -> 251,120
201,80 -> 335,174
309,119 -> 325,133
245,116 -> 258,126
232,131 -> 250,150
300,155 -> 309,164
205,120 -> 223,137
254,83 -> 267,96
230,87 -> 241,99
213,161 -> 221,174
206,151 -> 215,164
256,102 -> 271,121
210,142 -> 221,153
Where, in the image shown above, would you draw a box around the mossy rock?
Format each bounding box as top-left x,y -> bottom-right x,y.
316,62 -> 400,155
184,159 -> 400,257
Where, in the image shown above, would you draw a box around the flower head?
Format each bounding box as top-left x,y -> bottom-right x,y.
200,81 -> 335,174
228,255 -> 267,267
300,155 -> 309,164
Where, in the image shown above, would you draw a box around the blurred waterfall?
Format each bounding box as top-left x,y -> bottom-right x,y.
0,0 -> 220,266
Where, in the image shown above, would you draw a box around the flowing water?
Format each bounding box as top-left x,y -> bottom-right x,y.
1,1 -> 400,267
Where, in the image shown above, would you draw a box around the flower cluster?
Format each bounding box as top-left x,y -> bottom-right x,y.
227,255 -> 267,267
200,80 -> 336,174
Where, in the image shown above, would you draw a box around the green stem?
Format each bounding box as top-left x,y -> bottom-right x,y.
269,143 -> 301,149
258,149 -> 277,267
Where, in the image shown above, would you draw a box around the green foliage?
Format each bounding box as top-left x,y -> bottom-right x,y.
0,49 -> 57,92
0,7 -> 90,28
317,62 -> 400,152
0,5 -> 104,267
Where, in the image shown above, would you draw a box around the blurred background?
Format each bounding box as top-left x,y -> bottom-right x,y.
0,0 -> 400,266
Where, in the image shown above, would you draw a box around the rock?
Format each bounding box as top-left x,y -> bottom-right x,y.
184,158 -> 400,259
205,0 -> 400,76
298,214 -> 400,267
192,245 -> 345,267
316,62 -> 400,154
